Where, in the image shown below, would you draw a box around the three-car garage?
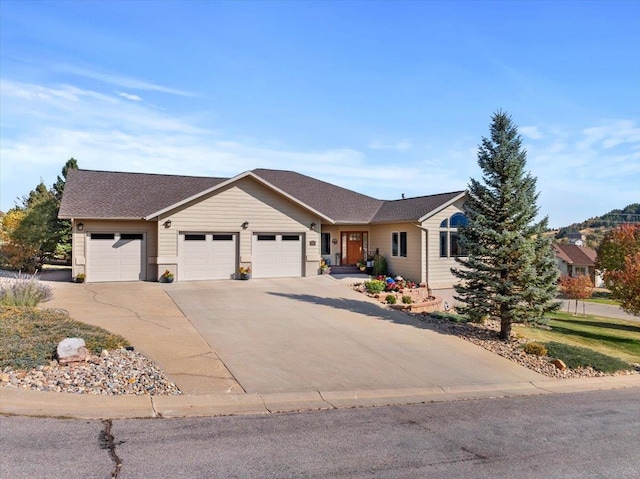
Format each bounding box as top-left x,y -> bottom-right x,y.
85,230 -> 304,282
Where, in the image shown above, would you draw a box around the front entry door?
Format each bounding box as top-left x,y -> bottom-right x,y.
344,232 -> 365,265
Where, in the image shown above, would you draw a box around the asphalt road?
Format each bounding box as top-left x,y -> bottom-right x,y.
2,388 -> 639,478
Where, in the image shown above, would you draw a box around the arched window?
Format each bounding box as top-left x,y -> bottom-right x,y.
440,212 -> 468,258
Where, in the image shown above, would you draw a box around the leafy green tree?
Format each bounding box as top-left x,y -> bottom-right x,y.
0,159 -> 79,271
452,111 -> 559,340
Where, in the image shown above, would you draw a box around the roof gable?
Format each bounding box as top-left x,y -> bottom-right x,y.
372,191 -> 465,224
553,244 -> 597,266
252,169 -> 383,224
59,170 -> 225,219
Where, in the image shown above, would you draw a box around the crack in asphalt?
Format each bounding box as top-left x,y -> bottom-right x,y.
99,419 -> 124,478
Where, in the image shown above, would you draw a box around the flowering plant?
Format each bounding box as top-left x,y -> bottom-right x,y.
161,269 -> 174,280
239,266 -> 252,274
320,259 -> 329,270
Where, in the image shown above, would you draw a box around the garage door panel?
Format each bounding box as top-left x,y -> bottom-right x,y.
253,234 -> 302,278
88,233 -> 145,283
180,233 -> 237,281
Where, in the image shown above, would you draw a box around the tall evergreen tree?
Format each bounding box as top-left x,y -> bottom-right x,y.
452,111 -> 559,340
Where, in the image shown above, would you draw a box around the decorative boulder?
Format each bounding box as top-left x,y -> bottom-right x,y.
552,359 -> 567,371
57,337 -> 89,365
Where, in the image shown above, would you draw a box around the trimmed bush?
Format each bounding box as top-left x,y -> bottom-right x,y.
401,295 -> 413,304
0,273 -> 53,307
385,294 -> 397,304
523,342 -> 548,357
364,279 -> 385,294
430,311 -> 469,323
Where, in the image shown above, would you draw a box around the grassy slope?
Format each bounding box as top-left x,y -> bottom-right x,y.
515,312 -> 640,364
0,307 -> 130,370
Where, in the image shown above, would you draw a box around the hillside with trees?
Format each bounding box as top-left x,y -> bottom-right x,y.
551,204 -> 640,249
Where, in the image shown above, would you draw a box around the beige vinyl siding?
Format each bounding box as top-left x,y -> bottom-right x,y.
319,224 -> 340,266
422,198 -> 466,289
369,222 -> 422,282
157,177 -> 321,278
71,219 -> 158,281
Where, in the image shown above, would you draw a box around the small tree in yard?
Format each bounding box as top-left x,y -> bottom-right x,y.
0,158 -> 79,271
452,111 -> 560,341
560,274 -> 594,315
597,224 -> 640,316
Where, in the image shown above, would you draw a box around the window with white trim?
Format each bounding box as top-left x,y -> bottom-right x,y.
391,232 -> 407,257
440,212 -> 468,258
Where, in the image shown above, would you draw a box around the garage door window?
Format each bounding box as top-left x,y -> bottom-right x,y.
185,234 -> 206,241
120,233 -> 143,240
282,235 -> 300,241
91,233 -> 115,240
257,235 -> 276,241
212,234 -> 234,241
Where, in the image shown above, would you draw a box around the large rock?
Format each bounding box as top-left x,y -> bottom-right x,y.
552,359 -> 567,371
57,337 -> 89,365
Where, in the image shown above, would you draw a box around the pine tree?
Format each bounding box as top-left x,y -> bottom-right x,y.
452,111 -> 560,340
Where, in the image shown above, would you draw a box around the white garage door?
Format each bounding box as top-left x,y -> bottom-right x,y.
252,234 -> 302,278
180,233 -> 237,280
87,233 -> 145,282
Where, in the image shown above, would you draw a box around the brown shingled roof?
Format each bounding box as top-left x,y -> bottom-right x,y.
59,170 -> 225,218
553,244 -> 597,266
371,191 -> 465,223
59,168 -> 465,224
252,169 -> 383,224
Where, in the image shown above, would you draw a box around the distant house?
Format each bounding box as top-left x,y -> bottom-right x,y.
552,244 -> 603,287
567,231 -> 585,246
59,168 -> 468,287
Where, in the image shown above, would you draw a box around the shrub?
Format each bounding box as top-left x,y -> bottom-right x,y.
372,254 -> 388,276
0,273 -> 53,307
364,279 -> 385,294
523,342 -> 548,357
401,295 -> 413,304
385,294 -> 397,304
430,311 -> 469,323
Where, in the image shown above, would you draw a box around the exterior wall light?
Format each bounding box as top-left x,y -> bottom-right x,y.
310,222 -> 316,231
77,222 -> 84,231
163,219 -> 172,228
241,221 -> 249,229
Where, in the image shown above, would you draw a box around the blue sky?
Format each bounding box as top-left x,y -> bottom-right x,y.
1,0 -> 638,227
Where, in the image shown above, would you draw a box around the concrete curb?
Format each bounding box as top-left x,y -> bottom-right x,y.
2,375 -> 638,419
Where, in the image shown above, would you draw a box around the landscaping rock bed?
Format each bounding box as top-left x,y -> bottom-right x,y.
411,313 -> 639,379
353,282 -> 639,379
0,348 -> 181,395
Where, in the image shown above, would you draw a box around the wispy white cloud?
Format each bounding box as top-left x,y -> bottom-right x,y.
520,126 -> 543,140
54,64 -> 193,96
368,139 -> 412,151
2,77 -> 639,228
579,120 -> 640,150
117,91 -> 143,102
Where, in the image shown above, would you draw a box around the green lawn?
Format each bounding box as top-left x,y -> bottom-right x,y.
584,298 -> 620,306
515,312 -> 640,365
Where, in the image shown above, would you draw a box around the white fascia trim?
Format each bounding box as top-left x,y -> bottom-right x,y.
144,171 -> 335,224
417,191 -> 467,223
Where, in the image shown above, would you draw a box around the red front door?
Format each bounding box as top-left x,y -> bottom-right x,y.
345,232 -> 364,265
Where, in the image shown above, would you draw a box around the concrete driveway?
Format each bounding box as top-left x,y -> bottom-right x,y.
165,276 -> 545,394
